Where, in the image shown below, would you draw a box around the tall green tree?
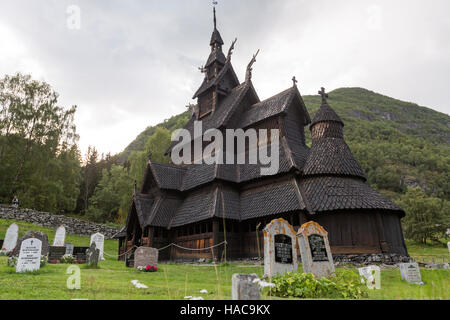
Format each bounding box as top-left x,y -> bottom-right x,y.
400,187 -> 450,244
0,73 -> 80,212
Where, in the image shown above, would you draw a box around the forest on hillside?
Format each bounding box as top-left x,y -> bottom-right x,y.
0,73 -> 448,242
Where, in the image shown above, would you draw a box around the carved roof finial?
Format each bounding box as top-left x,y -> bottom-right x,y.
292,76 -> 298,87
133,180 -> 137,195
227,38 -> 237,61
318,87 -> 329,103
245,49 -> 260,81
147,150 -> 152,161
213,7 -> 217,29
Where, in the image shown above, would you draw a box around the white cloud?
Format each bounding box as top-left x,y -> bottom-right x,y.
0,0 -> 449,157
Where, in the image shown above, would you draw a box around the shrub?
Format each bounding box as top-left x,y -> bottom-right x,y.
60,254 -> 75,264
7,256 -> 17,267
271,270 -> 368,299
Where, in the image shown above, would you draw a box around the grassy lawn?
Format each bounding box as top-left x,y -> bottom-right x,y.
0,218 -> 449,300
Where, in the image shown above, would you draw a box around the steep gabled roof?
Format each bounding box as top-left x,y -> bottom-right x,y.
193,59 -> 240,99
169,187 -> 219,228
205,49 -> 226,67
240,179 -> 306,220
167,81 -> 251,155
145,197 -> 183,228
149,162 -> 187,190
239,85 -> 310,128
134,193 -> 154,226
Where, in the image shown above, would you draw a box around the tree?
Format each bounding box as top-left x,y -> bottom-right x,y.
87,165 -> 133,223
145,126 -> 171,164
0,73 -> 80,212
399,187 -> 450,244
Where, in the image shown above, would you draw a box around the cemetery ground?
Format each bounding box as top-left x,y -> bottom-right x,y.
0,218 -> 448,300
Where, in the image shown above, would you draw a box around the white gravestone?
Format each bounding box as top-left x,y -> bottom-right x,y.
90,233 -> 105,260
53,225 -> 66,246
297,221 -> 335,279
399,263 -> 423,284
447,241 -> 450,254
263,218 -> 298,278
16,238 -> 42,273
1,223 -> 19,254
358,265 -> 381,289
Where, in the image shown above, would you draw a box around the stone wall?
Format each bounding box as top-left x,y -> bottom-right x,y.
0,205 -> 120,239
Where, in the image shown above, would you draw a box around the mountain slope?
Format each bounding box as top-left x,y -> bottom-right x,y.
120,87 -> 450,201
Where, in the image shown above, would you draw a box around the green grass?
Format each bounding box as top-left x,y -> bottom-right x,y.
406,239 -> 450,263
0,219 -> 449,300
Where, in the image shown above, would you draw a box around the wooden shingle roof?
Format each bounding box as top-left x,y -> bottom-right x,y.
303,138 -> 366,180
300,176 -> 403,215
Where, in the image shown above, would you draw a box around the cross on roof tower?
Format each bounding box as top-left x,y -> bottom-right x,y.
318,87 -> 328,102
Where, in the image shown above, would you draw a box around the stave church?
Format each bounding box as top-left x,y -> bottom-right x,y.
115,9 -> 408,261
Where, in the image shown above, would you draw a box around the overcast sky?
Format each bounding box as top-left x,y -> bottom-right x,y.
0,0 -> 449,157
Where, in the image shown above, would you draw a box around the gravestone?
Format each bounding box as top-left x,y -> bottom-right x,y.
90,233 -> 105,260
358,265 -> 381,289
11,231 -> 49,257
48,246 -> 67,262
73,246 -> 89,261
399,262 -> 423,284
86,242 -> 100,267
53,225 -> 66,247
65,243 -> 74,255
125,252 -> 135,268
263,218 -> 298,278
134,247 -> 159,268
0,240 -> 3,250
1,223 -> 19,254
447,241 -> 450,254
297,221 -> 335,279
231,274 -> 261,300
16,238 -> 42,273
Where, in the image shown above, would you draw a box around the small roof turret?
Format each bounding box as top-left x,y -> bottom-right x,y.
310,87 -> 344,128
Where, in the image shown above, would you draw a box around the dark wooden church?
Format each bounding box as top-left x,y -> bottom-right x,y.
115,10 -> 408,261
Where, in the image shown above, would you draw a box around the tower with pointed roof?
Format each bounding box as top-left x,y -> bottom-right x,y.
116,9 -> 408,262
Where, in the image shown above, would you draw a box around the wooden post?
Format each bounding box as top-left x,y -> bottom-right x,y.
149,227 -> 154,248
299,212 -> 308,226
212,219 -> 219,262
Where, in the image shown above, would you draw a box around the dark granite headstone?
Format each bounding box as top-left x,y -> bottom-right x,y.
0,240 -> 3,249
48,246 -> 67,262
73,246 -> 89,261
11,231 -> 49,257
274,234 -> 293,264
86,242 -> 99,267
308,234 -> 329,262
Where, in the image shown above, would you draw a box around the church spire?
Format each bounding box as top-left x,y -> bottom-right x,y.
210,7 -> 224,49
